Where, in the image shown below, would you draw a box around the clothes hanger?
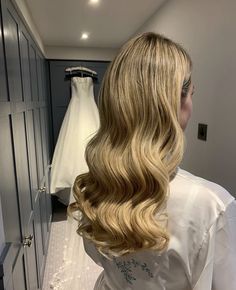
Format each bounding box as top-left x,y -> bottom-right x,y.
65,66 -> 98,82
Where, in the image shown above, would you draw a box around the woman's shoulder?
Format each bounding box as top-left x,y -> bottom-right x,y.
176,168 -> 234,207
169,168 -> 235,224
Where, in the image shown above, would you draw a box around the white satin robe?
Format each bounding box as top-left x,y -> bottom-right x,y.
84,169 -> 236,290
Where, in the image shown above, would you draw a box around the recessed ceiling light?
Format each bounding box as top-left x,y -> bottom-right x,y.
89,0 -> 99,5
81,33 -> 89,40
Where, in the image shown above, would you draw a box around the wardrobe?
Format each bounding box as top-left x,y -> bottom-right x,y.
0,0 -> 110,289
0,0 -> 52,289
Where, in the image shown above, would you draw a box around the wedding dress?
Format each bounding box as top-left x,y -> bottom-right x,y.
50,74 -> 99,201
49,76 -> 103,289
49,209 -> 103,290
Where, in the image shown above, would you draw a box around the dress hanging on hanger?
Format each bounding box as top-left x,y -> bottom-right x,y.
49,68 -> 103,289
50,69 -> 99,203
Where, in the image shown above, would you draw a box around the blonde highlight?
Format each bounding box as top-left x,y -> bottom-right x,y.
70,32 -> 192,257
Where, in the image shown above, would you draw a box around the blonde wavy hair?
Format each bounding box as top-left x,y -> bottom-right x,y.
70,32 -> 192,257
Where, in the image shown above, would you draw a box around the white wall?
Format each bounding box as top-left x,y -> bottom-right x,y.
45,46 -> 118,61
137,0 -> 236,195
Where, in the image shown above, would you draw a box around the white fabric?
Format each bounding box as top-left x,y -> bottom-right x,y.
49,76 -> 103,289
84,169 -> 236,290
49,206 -> 103,290
50,77 -> 99,200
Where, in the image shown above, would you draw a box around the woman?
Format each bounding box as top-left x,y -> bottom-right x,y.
71,32 -> 236,289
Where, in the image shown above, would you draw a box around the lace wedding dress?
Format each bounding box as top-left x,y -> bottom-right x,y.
50,76 -> 103,289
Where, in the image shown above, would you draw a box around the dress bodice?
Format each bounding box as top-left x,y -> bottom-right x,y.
71,77 -> 94,99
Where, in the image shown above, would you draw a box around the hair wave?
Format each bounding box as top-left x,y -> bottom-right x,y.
70,32 -> 192,257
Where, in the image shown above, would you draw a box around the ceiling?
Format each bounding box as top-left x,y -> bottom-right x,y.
25,0 -> 167,48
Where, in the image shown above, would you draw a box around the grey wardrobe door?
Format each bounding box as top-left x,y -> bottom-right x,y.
3,6 -> 41,288
40,108 -> 49,177
0,2 -> 19,249
2,4 -> 23,102
25,109 -> 42,289
0,17 -> 7,102
19,30 -> 31,102
11,112 -> 34,279
12,250 -> 27,290
25,110 -> 39,203
0,4 -> 29,289
0,116 -> 21,257
0,0 -> 52,289
0,3 -> 23,289
34,108 -> 44,184
19,26 -> 40,289
9,95 -> 31,234
39,108 -> 50,245
36,54 -> 43,102
29,45 -> 39,102
32,108 -> 46,285
34,195 -> 45,284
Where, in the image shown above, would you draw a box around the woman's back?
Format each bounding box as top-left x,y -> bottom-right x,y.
84,169 -> 236,289
71,33 -> 236,289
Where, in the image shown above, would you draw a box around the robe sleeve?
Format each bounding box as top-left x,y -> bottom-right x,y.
212,199 -> 236,290
193,199 -> 236,289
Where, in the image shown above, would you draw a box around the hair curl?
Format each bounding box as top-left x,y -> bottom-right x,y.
70,32 -> 192,258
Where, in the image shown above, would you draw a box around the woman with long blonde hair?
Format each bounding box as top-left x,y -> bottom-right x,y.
71,32 -> 236,289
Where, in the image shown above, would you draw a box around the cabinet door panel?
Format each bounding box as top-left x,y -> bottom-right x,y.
40,108 -> 49,170
11,112 -> 41,290
0,13 -> 7,102
12,250 -> 27,290
25,110 -> 39,203
29,45 -> 38,102
0,1 -> 52,289
19,30 -> 31,102
5,276 -> 14,290
3,8 -> 23,102
11,113 -> 32,228
25,109 -> 41,290
34,194 -> 45,286
36,54 -> 43,102
45,169 -> 52,229
33,109 -> 44,183
41,60 -> 47,102
39,189 -> 48,255
0,116 -> 21,247
25,213 -> 39,290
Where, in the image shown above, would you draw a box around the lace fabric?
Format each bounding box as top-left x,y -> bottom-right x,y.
49,207 -> 103,290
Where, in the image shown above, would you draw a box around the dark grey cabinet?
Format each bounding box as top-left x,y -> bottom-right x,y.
0,0 -> 52,289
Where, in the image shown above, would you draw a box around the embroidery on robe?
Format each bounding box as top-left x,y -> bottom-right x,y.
114,258 -> 154,285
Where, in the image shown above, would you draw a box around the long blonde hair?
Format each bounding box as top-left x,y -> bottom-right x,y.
71,32 -> 192,257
